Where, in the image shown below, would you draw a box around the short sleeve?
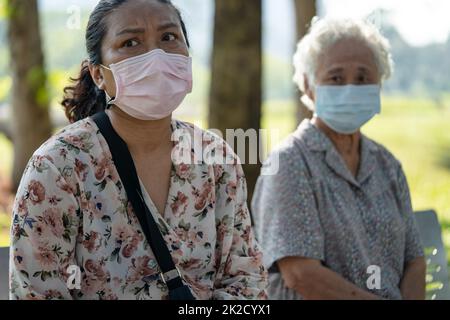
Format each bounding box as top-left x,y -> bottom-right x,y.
9,155 -> 81,300
396,166 -> 425,264
251,146 -> 325,270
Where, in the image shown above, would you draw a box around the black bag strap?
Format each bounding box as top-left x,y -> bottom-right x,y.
92,111 -> 195,300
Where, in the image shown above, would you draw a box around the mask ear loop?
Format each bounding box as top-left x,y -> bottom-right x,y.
99,64 -> 116,107
100,64 -> 111,71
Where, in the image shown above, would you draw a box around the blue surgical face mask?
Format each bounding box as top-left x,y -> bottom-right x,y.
314,84 -> 381,134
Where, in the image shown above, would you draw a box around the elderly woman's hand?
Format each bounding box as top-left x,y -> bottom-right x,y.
278,257 -> 382,300
400,257 -> 427,300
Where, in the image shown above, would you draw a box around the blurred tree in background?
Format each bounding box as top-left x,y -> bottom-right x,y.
208,0 -> 317,200
6,0 -> 52,191
294,0 -> 316,123
209,0 -> 263,201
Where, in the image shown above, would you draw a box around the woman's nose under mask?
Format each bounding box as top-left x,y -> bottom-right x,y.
314,84 -> 381,134
101,48 -> 193,121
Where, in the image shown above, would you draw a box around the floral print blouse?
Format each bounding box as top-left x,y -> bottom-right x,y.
9,117 -> 268,300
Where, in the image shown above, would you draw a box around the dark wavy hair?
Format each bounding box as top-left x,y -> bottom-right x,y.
61,0 -> 190,123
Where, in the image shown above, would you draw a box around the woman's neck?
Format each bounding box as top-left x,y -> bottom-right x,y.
312,117 -> 361,154
312,117 -> 361,177
105,106 -> 173,155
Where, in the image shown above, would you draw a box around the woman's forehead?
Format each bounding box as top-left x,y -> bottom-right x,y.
104,0 -> 180,35
318,38 -> 377,73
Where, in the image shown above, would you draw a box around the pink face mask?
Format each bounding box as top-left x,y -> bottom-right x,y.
101,49 -> 193,121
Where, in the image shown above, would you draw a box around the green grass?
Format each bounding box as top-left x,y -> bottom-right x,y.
0,133 -> 13,175
364,97 -> 450,270
364,99 -> 450,217
0,212 -> 9,247
363,96 -> 450,261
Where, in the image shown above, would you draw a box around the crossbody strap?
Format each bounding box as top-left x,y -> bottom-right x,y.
92,111 -> 193,299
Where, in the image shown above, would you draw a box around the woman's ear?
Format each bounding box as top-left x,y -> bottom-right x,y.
88,63 -> 106,90
304,75 -> 315,102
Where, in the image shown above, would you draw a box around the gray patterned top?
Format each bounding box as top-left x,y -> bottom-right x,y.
252,119 -> 424,300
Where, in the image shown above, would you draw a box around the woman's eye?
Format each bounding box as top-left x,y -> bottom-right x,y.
162,33 -> 177,42
331,76 -> 342,83
122,39 -> 139,48
358,75 -> 368,83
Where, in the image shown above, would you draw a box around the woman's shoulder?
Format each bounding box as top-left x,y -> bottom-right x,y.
263,130 -> 308,173
32,117 -> 99,168
363,135 -> 403,171
268,119 -> 321,163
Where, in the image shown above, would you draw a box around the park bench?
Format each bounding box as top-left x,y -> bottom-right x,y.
415,210 -> 450,300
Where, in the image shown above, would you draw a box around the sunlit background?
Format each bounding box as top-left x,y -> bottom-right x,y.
0,0 -> 449,293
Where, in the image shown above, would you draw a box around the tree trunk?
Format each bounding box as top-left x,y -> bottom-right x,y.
209,0 -> 262,203
7,0 -> 52,192
294,0 -> 316,123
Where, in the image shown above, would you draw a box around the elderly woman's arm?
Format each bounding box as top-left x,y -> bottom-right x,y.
396,166 -> 426,300
9,155 -> 81,300
278,257 -> 381,300
212,163 -> 268,300
400,257 -> 426,300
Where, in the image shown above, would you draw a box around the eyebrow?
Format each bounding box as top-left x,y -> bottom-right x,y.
326,67 -> 344,75
357,66 -> 370,74
157,22 -> 179,31
325,66 -> 372,75
115,22 -> 179,37
115,27 -> 146,36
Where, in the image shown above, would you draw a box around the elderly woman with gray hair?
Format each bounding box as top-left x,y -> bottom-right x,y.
252,18 -> 426,300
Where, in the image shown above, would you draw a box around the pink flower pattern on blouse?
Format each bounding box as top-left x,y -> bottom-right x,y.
9,117 -> 268,300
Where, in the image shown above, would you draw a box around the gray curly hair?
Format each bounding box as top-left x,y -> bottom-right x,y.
293,17 -> 394,110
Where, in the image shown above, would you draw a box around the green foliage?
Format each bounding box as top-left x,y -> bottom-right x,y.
47,67 -> 78,106
263,54 -> 295,101
0,0 -> 8,20
363,96 -> 450,224
0,132 -> 12,174
0,212 -> 9,230
0,47 -> 8,77
0,76 -> 11,102
25,66 -> 50,107
0,220 -> 9,246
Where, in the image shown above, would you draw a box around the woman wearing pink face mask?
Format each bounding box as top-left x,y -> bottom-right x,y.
9,0 -> 267,300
